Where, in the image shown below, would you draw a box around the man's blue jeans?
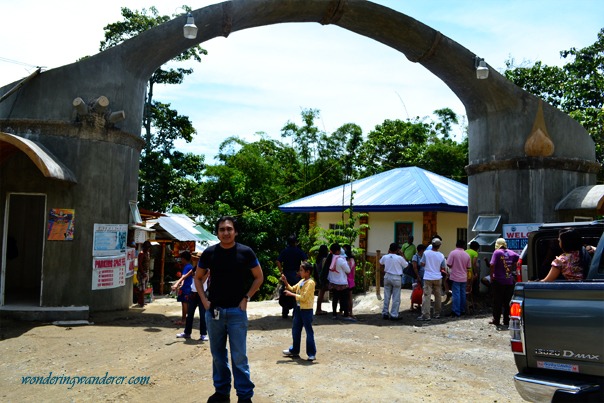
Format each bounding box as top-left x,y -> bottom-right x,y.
451,281 -> 467,316
382,273 -> 402,318
205,307 -> 254,399
289,306 -> 316,356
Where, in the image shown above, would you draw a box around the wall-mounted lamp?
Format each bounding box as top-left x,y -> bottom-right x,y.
183,12 -> 198,39
475,57 -> 489,80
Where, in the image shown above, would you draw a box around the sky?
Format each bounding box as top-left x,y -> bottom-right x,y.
1,1 -> 602,163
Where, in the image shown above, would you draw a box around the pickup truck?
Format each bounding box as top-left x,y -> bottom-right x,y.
509,221 -> 604,402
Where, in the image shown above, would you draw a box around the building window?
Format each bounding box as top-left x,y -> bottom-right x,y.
395,222 -> 413,245
456,228 -> 468,244
329,223 -> 344,236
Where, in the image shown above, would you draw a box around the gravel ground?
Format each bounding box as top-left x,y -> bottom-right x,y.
0,288 -> 525,403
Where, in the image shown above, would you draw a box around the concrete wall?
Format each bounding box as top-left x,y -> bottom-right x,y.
0,121 -> 143,311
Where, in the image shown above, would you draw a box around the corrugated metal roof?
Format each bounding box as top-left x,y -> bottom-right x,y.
279,167 -> 467,213
152,214 -> 218,243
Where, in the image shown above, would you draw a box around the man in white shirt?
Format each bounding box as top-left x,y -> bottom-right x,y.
418,238 -> 447,321
379,243 -> 408,320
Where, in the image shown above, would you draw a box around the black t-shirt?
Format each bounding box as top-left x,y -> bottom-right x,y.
198,243 -> 259,308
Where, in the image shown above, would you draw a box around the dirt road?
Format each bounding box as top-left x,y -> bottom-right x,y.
0,289 -> 524,402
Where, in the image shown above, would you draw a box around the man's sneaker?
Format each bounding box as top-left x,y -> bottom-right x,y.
307,355 -> 316,361
433,314 -> 441,319
176,332 -> 191,339
342,316 -> 357,322
207,391 -> 230,403
282,349 -> 299,357
416,315 -> 431,321
382,314 -> 389,320
200,334 -> 209,341
237,398 -> 252,403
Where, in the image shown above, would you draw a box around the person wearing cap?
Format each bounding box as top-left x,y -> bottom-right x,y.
489,238 -> 519,330
417,238 -> 447,321
379,242 -> 407,320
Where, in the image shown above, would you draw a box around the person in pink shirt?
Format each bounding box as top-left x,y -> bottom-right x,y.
343,244 -> 356,320
446,240 -> 471,317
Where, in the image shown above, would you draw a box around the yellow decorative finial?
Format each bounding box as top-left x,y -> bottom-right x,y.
525,100 -> 554,157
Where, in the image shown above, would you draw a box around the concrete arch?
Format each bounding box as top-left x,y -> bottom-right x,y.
0,0 -> 599,225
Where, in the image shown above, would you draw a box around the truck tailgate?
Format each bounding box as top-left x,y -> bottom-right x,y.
523,282 -> 604,377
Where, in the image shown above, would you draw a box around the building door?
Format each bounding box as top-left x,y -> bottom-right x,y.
2,193 -> 45,306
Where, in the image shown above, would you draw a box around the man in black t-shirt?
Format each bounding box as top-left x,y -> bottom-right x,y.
195,216 -> 263,403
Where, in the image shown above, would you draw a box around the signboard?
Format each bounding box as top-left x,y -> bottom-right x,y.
92,224 -> 127,256
92,255 -> 126,290
503,223 -> 542,253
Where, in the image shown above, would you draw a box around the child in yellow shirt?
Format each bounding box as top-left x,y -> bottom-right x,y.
281,262 -> 317,361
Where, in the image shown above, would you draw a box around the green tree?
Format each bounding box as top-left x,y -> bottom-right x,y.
198,135 -> 310,299
99,6 -> 207,211
357,110 -> 468,181
504,28 -> 604,169
358,118 -> 430,176
281,109 -> 365,197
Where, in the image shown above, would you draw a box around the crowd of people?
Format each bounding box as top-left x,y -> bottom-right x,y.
164,217 -> 596,403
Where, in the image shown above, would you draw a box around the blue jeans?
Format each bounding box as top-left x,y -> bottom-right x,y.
289,306 -> 316,356
382,273 -> 402,318
184,292 -> 206,336
205,307 -> 254,399
451,281 -> 467,316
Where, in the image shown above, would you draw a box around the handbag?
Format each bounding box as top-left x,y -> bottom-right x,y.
411,283 -> 423,305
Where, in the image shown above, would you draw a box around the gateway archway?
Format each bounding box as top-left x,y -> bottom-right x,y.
0,0 -> 598,315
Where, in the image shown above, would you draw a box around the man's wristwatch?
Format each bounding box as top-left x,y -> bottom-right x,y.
245,294 -> 251,301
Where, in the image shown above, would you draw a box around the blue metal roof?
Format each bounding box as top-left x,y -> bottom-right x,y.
279,167 -> 468,213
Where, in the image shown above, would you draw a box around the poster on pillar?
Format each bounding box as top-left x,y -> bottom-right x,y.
47,208 -> 75,241
92,255 -> 126,290
92,224 -> 127,256
126,247 -> 136,278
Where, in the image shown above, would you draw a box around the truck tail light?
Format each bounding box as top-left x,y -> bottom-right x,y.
509,300 -> 525,355
515,259 -> 523,283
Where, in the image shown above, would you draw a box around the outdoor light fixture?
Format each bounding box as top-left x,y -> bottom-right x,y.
475,57 -> 489,79
183,12 -> 198,39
